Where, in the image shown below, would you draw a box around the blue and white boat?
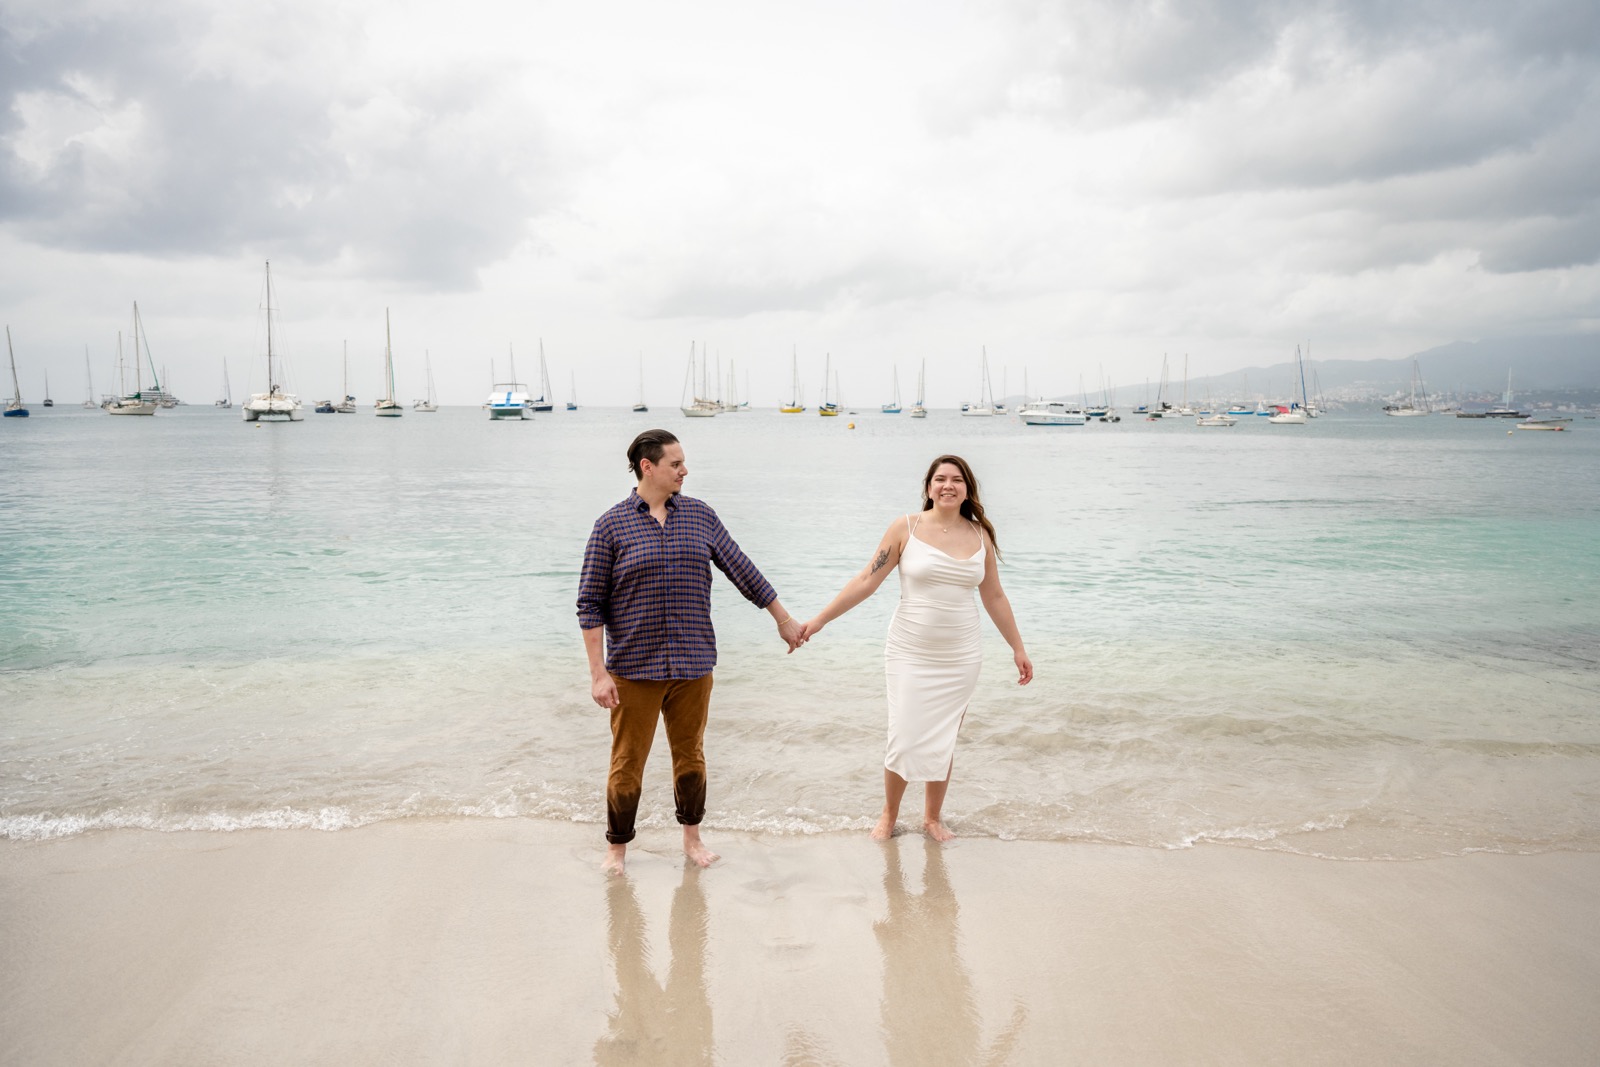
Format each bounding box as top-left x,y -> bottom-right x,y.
486,383 -> 533,419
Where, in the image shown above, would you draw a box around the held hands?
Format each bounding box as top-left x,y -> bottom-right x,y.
777,616 -> 807,654
797,617 -> 824,644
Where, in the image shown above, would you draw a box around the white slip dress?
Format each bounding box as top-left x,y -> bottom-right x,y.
883,515 -> 985,782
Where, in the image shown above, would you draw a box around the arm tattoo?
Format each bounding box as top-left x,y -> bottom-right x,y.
870,548 -> 891,576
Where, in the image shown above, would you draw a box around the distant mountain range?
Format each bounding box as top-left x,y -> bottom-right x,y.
1219,335 -> 1598,394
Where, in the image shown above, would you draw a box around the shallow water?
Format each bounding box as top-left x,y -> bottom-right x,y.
3,405 -> 1597,857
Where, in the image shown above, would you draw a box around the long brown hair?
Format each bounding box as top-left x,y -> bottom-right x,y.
921,454 -> 1000,559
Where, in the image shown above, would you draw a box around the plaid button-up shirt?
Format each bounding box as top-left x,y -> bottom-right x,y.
577,489 -> 776,680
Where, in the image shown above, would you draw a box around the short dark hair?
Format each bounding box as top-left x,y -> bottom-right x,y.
627,429 -> 680,478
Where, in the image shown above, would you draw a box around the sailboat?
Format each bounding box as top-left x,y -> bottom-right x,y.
41,371 -> 52,407
881,367 -> 902,414
1268,345 -> 1311,424
680,341 -> 718,417
335,344 -> 357,412
1481,370 -> 1526,419
909,359 -> 927,418
83,347 -> 98,408
632,354 -> 648,412
414,351 -> 438,411
242,262 -> 305,422
4,326 -> 28,417
1383,358 -> 1430,416
566,371 -> 578,411
375,309 -> 402,416
105,305 -> 159,415
818,353 -> 839,416
722,359 -> 747,411
216,360 -> 232,408
485,345 -> 533,419
960,347 -> 995,416
530,342 -> 554,412
780,347 -> 805,412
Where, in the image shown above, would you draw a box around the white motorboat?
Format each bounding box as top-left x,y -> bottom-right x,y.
486,383 -> 533,419
1018,400 -> 1087,426
1196,413 -> 1237,427
1516,417 -> 1571,431
486,344 -> 532,419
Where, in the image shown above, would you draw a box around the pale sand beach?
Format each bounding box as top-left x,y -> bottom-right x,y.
3,821 -> 1597,1066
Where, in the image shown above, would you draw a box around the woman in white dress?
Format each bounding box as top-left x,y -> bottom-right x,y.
799,455 -> 1032,840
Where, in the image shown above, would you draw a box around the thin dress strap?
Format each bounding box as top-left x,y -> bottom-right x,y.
906,513 -> 920,536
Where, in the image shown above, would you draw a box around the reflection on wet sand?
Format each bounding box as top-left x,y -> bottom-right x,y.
877,841 -> 1026,1065
595,867 -> 712,1066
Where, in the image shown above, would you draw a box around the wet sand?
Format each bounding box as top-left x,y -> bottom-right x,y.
3,820 -> 1597,1065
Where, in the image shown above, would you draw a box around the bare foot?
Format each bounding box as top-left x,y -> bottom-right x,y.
684,840 -> 720,867
870,811 -> 898,840
602,844 -> 627,877
923,819 -> 955,842
682,827 -> 720,868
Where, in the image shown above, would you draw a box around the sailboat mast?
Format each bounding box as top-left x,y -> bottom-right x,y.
264,262 -> 276,394
7,326 -> 20,404
132,306 -> 142,395
384,308 -> 394,402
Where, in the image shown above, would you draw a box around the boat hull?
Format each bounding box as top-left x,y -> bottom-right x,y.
243,391 -> 305,421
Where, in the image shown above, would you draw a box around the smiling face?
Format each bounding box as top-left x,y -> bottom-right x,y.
925,462 -> 968,510
639,442 -> 687,496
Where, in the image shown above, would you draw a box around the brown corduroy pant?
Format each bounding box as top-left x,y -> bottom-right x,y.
605,673 -> 714,845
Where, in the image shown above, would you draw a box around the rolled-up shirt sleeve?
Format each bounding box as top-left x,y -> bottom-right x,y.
575,519 -> 614,630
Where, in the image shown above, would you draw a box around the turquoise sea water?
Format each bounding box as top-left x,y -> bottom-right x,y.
3,406 -> 1597,858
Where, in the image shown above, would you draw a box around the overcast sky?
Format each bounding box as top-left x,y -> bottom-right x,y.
2,0 -> 1597,407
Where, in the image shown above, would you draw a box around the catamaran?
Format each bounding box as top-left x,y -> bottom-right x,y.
242,262 -> 304,422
